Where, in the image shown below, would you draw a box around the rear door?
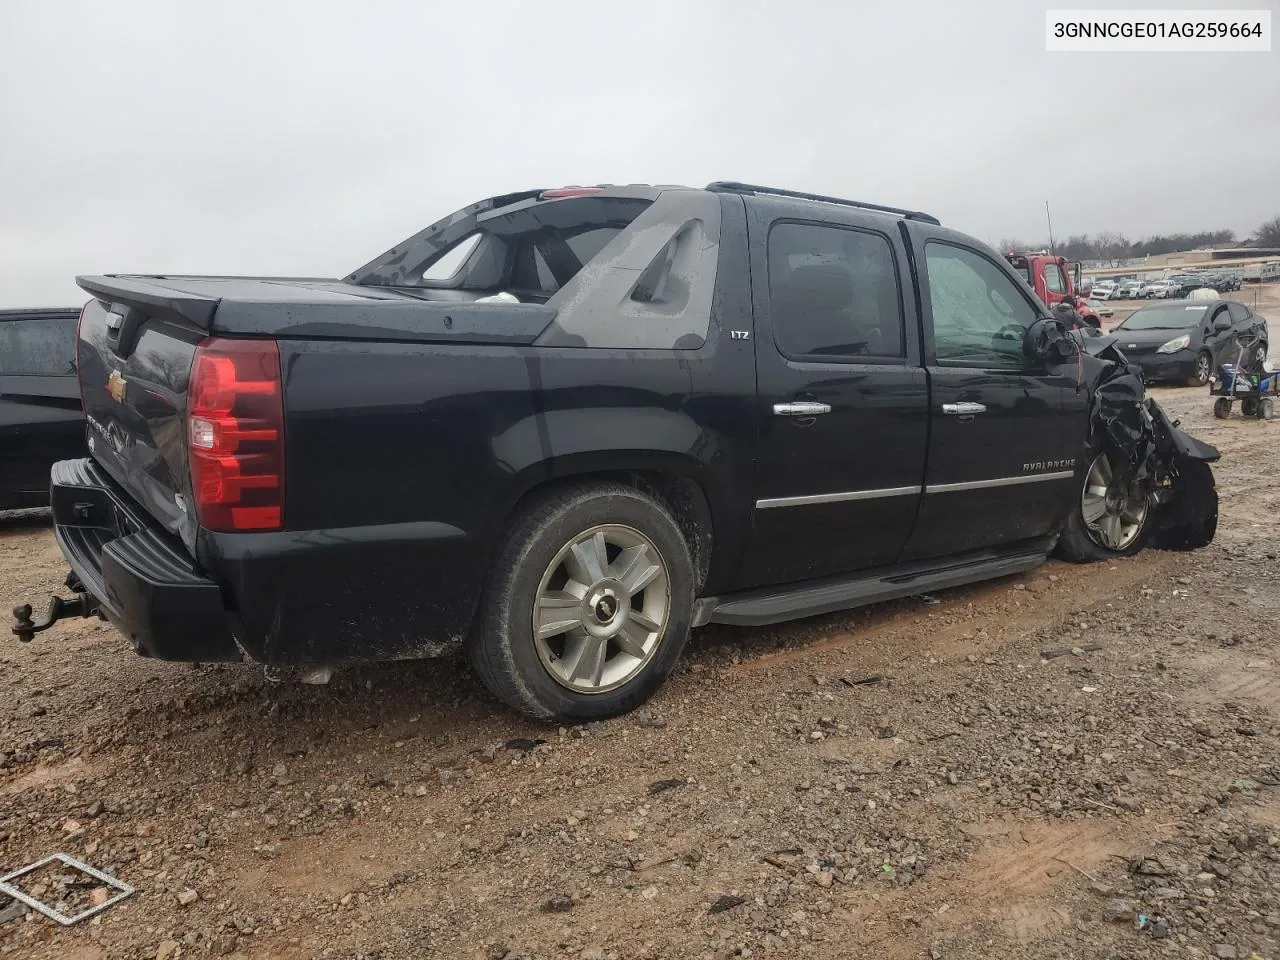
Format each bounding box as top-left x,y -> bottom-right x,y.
0,312 -> 85,508
737,199 -> 928,588
899,227 -> 1081,561
1203,303 -> 1238,366
1226,301 -> 1267,365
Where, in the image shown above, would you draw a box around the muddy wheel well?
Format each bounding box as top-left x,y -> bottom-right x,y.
503,471 -> 714,589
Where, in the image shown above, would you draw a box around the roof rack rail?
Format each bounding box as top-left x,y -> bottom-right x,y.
706,181 -> 940,226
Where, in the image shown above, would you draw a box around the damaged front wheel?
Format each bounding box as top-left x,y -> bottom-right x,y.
1056,451 -> 1153,562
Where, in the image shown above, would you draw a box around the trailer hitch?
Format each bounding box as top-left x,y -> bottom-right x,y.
12,581 -> 101,643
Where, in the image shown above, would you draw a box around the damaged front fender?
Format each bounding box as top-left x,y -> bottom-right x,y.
1035,320 -> 1221,551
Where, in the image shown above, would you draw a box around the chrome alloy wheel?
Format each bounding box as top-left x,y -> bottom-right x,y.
532,524 -> 671,694
1081,452 -> 1148,550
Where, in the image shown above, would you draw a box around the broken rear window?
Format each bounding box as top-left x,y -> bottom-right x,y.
354,197 -> 652,301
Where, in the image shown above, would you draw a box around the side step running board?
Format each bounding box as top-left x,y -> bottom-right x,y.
696,542 -> 1052,628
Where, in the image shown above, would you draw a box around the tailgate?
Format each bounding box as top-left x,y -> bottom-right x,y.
76,287 -> 207,549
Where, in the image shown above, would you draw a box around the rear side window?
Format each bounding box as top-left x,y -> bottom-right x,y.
0,317 -> 77,376
1228,302 -> 1251,323
767,222 -> 905,360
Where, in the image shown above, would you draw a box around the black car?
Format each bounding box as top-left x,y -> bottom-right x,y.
1112,299 -> 1269,385
0,308 -> 86,510
12,182 -> 1221,721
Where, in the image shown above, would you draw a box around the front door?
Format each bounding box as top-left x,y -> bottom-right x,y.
737,202 -> 929,589
899,232 -> 1081,562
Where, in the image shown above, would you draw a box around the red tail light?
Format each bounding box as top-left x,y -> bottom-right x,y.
187,338 -> 285,532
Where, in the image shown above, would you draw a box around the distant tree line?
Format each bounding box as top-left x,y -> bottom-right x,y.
999,215 -> 1280,263
1258,216 -> 1280,248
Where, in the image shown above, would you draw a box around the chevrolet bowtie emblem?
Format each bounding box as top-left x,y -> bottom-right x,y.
107,369 -> 127,403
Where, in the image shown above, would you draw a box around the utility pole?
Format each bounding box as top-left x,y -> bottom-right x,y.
1045,201 -> 1056,256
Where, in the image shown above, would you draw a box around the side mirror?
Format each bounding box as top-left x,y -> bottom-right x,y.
1024,317 -> 1075,364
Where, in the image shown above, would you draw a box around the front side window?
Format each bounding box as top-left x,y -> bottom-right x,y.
924,242 -> 1039,368
1228,302 -> 1251,323
0,317 -> 78,376
767,222 -> 905,360
1043,263 -> 1066,295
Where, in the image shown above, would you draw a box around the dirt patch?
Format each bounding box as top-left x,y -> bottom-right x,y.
1187,650 -> 1280,711
1,756 -> 102,796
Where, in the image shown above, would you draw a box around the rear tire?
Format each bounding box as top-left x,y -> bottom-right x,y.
1260,397 -> 1275,420
1056,450 -> 1154,563
467,482 -> 695,722
1241,398 -> 1260,418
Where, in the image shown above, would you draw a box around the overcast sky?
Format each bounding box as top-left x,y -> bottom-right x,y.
1,0 -> 1276,307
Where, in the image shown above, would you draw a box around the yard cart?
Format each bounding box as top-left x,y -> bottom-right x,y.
1212,329 -> 1278,420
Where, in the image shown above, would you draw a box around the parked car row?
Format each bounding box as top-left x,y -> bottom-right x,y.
1086,271 -> 1244,301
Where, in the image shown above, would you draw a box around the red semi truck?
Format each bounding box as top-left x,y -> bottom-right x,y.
1005,252 -> 1100,328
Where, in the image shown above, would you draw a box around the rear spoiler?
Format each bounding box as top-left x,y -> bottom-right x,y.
77,275 -> 218,331
75,273 -> 557,346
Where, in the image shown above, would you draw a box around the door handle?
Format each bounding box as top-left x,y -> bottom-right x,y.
942,402 -> 987,416
773,401 -> 832,417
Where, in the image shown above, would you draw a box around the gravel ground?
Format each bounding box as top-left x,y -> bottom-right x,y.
2,292 -> 1278,960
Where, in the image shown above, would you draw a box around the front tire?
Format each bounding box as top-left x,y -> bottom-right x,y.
1152,459 -> 1218,551
1057,451 -> 1154,562
468,483 -> 695,722
1193,350 -> 1212,386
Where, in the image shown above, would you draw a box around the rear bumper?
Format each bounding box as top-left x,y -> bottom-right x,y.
48,458 -> 483,665
49,458 -> 239,660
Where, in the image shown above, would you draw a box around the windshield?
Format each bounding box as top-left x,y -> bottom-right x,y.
1119,304 -> 1207,331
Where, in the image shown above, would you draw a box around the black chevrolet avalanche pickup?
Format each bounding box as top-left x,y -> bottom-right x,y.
12,183 -> 1220,720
